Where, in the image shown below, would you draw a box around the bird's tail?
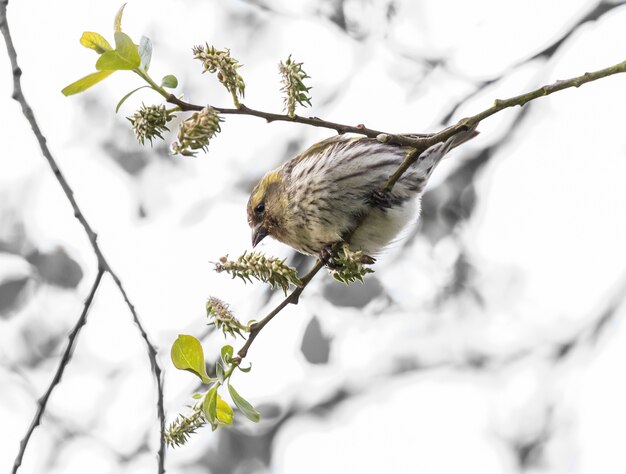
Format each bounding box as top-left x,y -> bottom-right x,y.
447,124 -> 480,151
412,124 -> 479,183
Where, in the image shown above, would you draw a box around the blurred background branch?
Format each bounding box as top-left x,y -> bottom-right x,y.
0,2 -> 165,472
10,269 -> 104,474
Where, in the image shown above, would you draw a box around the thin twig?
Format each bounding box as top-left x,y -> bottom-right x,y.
168,58 -> 626,154
167,95 -> 433,140
381,59 -> 626,191
0,2 -> 165,472
11,269 -> 104,474
169,59 -> 626,196
138,70 -> 402,139
107,270 -> 166,466
234,259 -> 325,361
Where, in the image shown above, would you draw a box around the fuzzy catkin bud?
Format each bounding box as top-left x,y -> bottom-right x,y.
171,106 -> 222,156
206,296 -> 246,337
192,44 -> 245,106
279,55 -> 312,118
165,406 -> 206,448
214,252 -> 302,295
127,104 -> 175,145
328,244 -> 375,284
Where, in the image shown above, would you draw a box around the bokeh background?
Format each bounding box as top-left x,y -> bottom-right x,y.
2,0 -> 626,473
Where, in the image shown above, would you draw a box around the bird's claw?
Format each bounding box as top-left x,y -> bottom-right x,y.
319,246 -> 340,269
368,189 -> 393,209
320,244 -> 376,269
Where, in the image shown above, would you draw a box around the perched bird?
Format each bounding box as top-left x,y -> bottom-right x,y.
247,127 -> 478,260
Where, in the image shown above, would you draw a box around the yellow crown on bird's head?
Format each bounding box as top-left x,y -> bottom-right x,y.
247,170 -> 287,248
248,170 -> 283,211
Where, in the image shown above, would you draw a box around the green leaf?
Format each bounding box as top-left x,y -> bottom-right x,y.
216,361 -> 225,383
161,74 -> 178,89
237,362 -> 252,373
220,345 -> 233,365
192,393 -> 204,399
115,85 -> 150,113
170,334 -> 212,384
61,70 -> 115,96
216,394 -> 234,425
139,36 -> 152,71
95,51 -> 130,71
80,32 -> 112,54
228,383 -> 260,422
114,3 -> 127,32
95,32 -> 140,71
114,31 -> 140,64
202,385 -> 218,423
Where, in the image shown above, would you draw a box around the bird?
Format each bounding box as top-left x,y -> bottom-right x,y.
247,127 -> 478,261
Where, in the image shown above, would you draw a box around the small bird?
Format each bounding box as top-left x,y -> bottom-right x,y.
247,127 -> 478,260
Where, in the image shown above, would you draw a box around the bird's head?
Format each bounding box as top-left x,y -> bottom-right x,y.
247,170 -> 287,248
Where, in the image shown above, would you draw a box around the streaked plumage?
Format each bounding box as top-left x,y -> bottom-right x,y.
247,128 -> 477,257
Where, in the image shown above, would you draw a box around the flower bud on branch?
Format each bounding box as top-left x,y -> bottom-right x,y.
214,252 -> 302,294
279,55 -> 312,118
193,44 -> 245,106
328,244 -> 375,284
206,297 -> 247,338
127,104 -> 175,145
165,405 -> 206,447
171,106 -> 222,156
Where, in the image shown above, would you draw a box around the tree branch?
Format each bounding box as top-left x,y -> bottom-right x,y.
167,58 -> 626,154
168,58 -> 626,201
234,259 -> 325,361
11,269 -> 104,474
381,58 -> 626,192
0,2 -> 165,472
167,95 -> 434,140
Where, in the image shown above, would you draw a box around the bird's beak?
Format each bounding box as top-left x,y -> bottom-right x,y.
251,225 -> 269,248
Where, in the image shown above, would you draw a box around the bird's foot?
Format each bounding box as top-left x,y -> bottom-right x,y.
367,189 -> 393,209
320,244 -> 376,268
319,245 -> 340,269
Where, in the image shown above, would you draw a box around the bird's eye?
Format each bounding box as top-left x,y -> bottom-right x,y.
254,203 -> 265,214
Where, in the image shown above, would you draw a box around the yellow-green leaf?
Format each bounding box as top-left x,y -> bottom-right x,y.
114,31 -> 140,62
95,51 -> 128,70
95,32 -> 140,71
216,394 -> 233,425
61,70 -> 114,96
94,53 -> 118,70
80,32 -> 112,54
114,3 -> 127,32
170,335 -> 212,384
216,361 -> 225,383
228,383 -> 260,422
202,385 -> 218,422
220,345 -> 233,364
